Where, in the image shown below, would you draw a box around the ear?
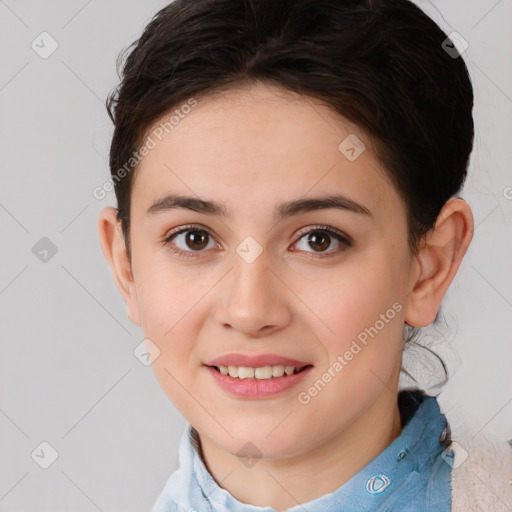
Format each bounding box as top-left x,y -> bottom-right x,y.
404,198 -> 474,328
97,207 -> 141,326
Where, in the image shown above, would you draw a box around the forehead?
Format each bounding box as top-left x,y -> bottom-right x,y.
132,82 -> 401,221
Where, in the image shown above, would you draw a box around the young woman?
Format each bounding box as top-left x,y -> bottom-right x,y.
98,0 -> 512,510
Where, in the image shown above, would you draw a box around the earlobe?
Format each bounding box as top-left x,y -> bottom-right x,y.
404,198 -> 474,328
97,207 -> 141,326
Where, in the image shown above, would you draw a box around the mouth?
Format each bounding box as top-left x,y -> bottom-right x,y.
203,353 -> 314,397
208,364 -> 314,380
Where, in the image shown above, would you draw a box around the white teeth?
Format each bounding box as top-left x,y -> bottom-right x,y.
217,364 -> 300,380
255,366 -> 273,379
272,365 -> 285,377
238,367 -> 255,379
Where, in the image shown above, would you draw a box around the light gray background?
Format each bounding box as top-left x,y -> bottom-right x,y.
0,1 -> 511,511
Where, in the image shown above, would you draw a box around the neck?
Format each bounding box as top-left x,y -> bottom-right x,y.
198,387 -> 403,510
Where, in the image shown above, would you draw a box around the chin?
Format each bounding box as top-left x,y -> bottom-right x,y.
213,427 -> 308,461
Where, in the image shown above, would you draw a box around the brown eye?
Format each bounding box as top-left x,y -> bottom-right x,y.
183,229 -> 209,250
164,226 -> 217,257
293,226 -> 352,257
306,232 -> 331,252
163,224 -> 351,260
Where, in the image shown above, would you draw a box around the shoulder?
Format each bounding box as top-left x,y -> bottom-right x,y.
450,433 -> 512,511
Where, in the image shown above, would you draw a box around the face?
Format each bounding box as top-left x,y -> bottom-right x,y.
122,82 -> 416,459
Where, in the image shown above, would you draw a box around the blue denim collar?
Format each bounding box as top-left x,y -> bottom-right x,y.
153,390 -> 452,512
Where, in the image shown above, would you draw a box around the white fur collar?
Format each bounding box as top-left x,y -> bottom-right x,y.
450,433 -> 512,511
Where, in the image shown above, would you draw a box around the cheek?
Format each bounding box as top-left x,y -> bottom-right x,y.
291,267 -> 405,434
296,254 -> 407,344
137,268 -> 206,413
132,272 -> 204,408
133,252 -> 205,338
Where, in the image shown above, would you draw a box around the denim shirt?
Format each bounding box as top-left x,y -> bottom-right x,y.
153,390 -> 453,512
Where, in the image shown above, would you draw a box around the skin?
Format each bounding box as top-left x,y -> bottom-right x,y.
98,82 -> 474,510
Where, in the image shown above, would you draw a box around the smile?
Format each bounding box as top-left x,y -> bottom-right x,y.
213,364 -> 311,380
205,364 -> 314,399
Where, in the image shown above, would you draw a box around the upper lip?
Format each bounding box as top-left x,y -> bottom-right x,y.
204,353 -> 313,369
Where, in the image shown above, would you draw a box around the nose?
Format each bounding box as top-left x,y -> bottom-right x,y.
214,248 -> 292,337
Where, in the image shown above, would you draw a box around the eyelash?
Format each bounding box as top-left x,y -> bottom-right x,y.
161,224 -> 352,260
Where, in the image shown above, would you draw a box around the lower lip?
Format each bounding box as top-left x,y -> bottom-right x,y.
204,365 -> 313,399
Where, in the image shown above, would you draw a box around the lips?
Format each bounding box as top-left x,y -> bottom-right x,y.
205,364 -> 314,398
204,353 -> 312,369
203,353 -> 314,398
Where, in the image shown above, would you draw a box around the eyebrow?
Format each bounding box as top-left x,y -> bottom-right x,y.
146,193 -> 373,222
